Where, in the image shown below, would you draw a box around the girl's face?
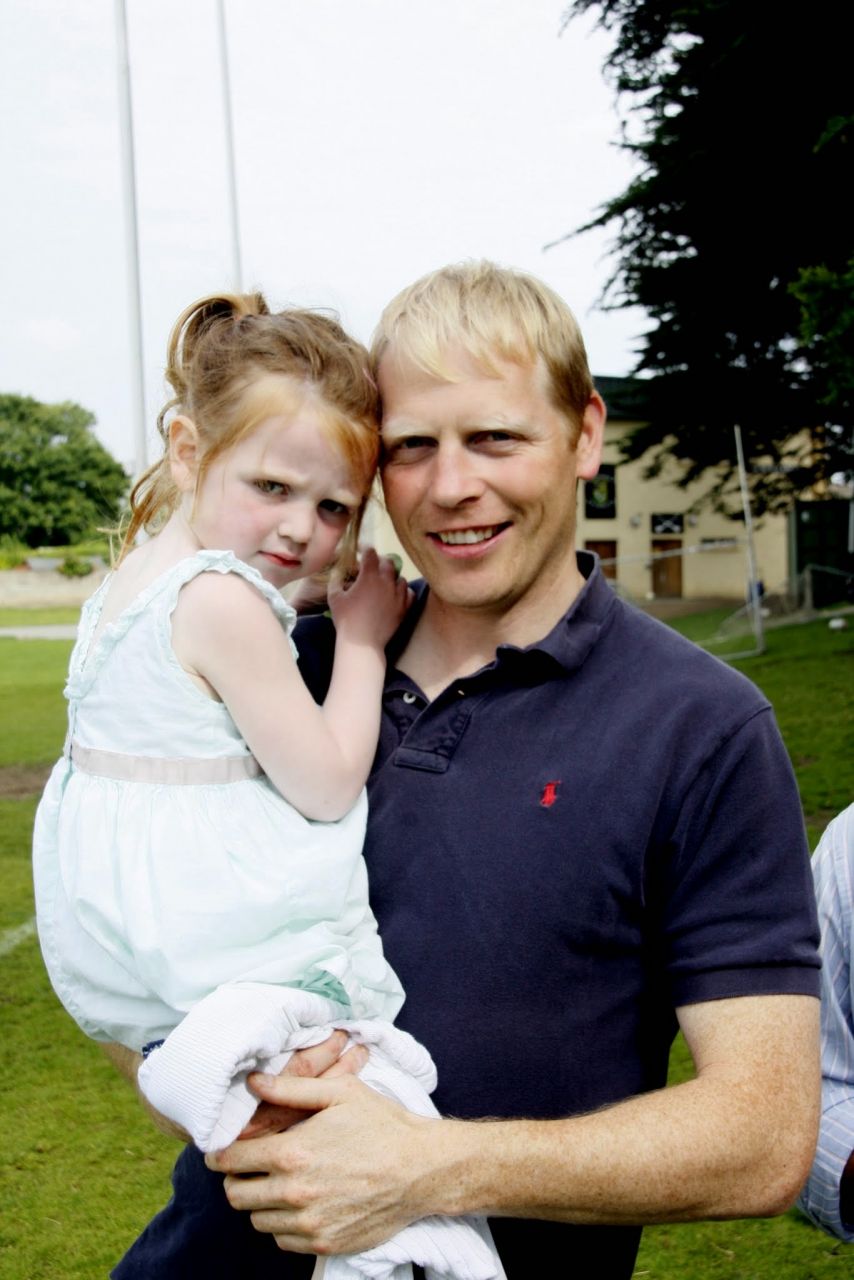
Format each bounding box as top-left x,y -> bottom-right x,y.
178,403 -> 363,589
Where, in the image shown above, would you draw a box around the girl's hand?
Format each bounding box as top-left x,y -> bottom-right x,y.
329,548 -> 412,649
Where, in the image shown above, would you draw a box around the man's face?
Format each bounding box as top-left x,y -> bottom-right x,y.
378,345 -> 604,621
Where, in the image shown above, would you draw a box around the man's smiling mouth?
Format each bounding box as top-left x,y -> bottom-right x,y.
433,525 -> 508,546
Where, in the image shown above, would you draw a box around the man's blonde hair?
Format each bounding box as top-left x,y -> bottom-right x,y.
370,260 -> 594,439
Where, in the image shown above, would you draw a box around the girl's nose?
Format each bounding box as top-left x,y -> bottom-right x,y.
279,504 -> 315,546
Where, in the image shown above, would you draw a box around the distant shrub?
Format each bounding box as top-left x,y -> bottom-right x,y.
59,555 -> 94,579
0,536 -> 28,569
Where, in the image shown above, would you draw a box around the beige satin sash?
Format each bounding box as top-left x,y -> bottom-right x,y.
70,741 -> 263,785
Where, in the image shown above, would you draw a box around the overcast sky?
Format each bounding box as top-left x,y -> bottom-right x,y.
0,0 -> 645,473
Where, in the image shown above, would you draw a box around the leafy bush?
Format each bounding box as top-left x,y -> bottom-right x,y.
58,555 -> 94,578
0,535 -> 28,569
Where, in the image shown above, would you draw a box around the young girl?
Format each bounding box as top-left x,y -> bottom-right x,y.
33,293 -> 501,1280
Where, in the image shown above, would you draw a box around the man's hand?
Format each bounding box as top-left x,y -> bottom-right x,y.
238,1032 -> 368,1139
208,1073 -> 438,1255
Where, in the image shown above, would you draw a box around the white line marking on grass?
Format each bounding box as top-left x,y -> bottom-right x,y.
0,917 -> 36,956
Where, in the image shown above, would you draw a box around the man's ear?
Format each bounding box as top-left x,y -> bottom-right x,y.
169,416 -> 201,493
575,391 -> 606,482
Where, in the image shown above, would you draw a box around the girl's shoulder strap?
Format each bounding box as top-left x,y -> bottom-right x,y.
161,549 -> 298,646
64,571 -> 114,693
67,551 -> 299,702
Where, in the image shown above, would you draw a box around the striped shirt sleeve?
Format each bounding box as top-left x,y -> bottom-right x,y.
798,804 -> 854,1242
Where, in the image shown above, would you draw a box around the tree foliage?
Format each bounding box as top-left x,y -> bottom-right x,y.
0,394 -> 128,547
565,0 -> 853,515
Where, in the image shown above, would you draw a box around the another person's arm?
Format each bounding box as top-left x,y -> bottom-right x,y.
797,806 -> 854,1241
209,991 -> 819,1256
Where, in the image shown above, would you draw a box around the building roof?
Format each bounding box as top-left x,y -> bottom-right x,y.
594,375 -> 651,422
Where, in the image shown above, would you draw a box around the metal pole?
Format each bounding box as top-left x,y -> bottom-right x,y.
734,425 -> 765,653
114,0 -> 147,478
217,0 -> 243,292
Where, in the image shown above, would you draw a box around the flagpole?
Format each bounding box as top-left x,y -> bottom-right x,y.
734,424 -> 765,654
114,0 -> 147,478
217,0 -> 243,292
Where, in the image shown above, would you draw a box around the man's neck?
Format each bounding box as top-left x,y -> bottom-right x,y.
396,556 -> 588,701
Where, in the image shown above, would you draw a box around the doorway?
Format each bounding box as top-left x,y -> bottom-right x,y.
651,539 -> 682,597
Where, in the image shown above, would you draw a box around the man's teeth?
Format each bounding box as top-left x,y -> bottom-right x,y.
436,527 -> 496,545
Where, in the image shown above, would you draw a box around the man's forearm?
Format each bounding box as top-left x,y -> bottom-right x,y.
424,1074 -> 812,1227
213,996 -> 820,1256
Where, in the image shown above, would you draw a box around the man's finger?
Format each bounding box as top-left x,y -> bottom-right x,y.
248,1071 -> 345,1111
209,1076 -> 355,1172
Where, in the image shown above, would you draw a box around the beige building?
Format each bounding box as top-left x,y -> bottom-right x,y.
577,377 -> 789,602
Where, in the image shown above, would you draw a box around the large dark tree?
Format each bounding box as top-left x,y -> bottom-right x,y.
0,394 -> 128,547
563,0 -> 853,516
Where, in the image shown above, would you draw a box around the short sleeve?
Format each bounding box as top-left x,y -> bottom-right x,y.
657,707 -> 821,1006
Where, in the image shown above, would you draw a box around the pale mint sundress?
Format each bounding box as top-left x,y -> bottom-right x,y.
33,549 -> 404,1051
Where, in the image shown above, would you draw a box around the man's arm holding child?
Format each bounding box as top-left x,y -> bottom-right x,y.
209,993 -> 819,1255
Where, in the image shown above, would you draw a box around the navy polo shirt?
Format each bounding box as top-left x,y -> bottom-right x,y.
114,555 -> 819,1279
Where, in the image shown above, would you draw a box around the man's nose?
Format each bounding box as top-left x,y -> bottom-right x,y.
428,441 -> 484,507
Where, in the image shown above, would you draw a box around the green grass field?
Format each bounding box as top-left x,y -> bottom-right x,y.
0,607 -> 81,628
1,613 -> 851,1277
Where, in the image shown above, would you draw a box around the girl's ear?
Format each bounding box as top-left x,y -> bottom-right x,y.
169,416 -> 201,493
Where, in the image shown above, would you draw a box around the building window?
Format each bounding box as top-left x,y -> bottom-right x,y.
585,465 -> 616,520
651,513 -> 684,535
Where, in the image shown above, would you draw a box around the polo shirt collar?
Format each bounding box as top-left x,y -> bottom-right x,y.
387,551 -> 616,685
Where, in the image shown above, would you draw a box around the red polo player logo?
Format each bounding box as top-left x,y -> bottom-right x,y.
540,780 -> 560,808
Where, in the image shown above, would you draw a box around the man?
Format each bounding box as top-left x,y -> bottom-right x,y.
115,262 -> 820,1278
798,804 -> 854,1242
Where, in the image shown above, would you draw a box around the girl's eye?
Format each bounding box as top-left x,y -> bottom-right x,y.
254,479 -> 287,495
319,499 -> 351,519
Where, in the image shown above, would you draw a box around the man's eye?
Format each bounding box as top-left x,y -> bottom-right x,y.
382,437 -> 435,463
254,479 -> 286,495
472,430 -> 514,446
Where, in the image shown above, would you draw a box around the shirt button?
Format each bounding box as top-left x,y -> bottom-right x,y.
402,692 -> 418,704
456,688 -> 466,697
